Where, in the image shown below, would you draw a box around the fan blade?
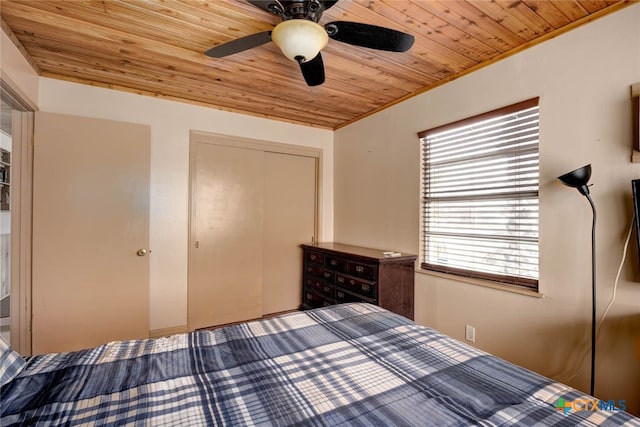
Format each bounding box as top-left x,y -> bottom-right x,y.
324,21 -> 414,52
322,0 -> 339,10
205,31 -> 272,58
298,53 -> 325,86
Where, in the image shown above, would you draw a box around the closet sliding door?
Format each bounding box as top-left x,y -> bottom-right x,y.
188,142 -> 264,330
262,152 -> 316,315
188,132 -> 319,330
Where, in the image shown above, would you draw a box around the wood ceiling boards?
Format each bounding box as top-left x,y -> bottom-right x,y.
0,0 -> 630,129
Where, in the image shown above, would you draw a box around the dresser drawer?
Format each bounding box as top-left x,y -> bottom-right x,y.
305,251 -> 325,265
347,261 -> 376,281
335,274 -> 376,299
326,256 -> 347,272
305,277 -> 324,294
303,290 -> 334,308
305,265 -> 333,281
305,278 -> 335,298
321,283 -> 335,298
335,289 -> 370,304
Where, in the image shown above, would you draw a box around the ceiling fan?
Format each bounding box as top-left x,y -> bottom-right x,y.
205,0 -> 415,86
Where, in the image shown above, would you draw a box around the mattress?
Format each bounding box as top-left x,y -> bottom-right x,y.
1,303 -> 638,426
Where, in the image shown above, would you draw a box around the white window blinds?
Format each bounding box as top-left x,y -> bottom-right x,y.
419,98 -> 539,289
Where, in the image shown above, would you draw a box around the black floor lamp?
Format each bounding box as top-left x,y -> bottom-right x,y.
557,164 -> 596,396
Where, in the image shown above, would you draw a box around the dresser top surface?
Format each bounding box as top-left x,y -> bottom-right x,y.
301,242 -> 417,263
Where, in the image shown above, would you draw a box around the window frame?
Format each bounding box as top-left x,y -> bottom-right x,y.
418,97 -> 540,291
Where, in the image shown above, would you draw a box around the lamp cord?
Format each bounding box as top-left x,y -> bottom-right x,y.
596,215 -> 633,338
585,193 -> 596,397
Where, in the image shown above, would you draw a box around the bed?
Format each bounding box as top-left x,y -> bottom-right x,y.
1,303 -> 638,426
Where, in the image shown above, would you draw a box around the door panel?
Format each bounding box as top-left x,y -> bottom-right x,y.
188,142 -> 263,330
32,112 -> 150,354
188,136 -> 318,328
262,153 -> 316,314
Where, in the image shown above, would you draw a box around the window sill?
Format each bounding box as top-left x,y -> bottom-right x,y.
415,268 -> 545,299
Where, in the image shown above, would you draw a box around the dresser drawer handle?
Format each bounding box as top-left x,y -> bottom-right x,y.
350,279 -> 355,285
310,254 -> 317,260
337,291 -> 344,298
324,272 -> 331,279
331,260 -> 338,266
337,277 -> 344,283
356,266 -> 364,273
362,284 -> 370,292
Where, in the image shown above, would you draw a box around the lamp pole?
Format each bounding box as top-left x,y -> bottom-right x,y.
557,164 -> 596,397
585,192 -> 596,397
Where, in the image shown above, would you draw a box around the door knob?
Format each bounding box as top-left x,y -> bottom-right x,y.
136,248 -> 147,257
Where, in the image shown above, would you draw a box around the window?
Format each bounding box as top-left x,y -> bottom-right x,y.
418,98 -> 539,290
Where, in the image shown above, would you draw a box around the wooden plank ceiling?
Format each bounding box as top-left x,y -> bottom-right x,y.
0,0 -> 630,129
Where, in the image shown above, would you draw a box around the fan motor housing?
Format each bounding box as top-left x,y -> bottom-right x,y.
270,0 -> 326,22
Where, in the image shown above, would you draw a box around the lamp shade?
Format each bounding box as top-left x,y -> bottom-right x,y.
271,20 -> 328,63
558,164 -> 592,196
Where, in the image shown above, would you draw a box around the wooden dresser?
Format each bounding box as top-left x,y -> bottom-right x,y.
301,243 -> 417,319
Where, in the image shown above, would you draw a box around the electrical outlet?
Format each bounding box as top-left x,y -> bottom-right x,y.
465,325 -> 476,343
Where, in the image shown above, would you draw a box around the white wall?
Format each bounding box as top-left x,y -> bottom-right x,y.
38,78 -> 334,331
335,4 -> 640,415
0,130 -> 12,150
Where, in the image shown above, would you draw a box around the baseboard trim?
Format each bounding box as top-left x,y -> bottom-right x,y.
152,310 -> 300,336
198,309 -> 300,331
149,325 -> 188,339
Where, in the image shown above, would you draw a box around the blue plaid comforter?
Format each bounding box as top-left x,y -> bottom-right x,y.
1,303 -> 638,426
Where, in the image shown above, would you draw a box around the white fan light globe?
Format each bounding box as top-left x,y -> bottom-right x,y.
271,20 -> 329,63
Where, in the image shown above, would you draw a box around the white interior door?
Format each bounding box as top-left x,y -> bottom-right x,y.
32,112 -> 150,354
262,152 -> 316,314
188,142 -> 264,330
